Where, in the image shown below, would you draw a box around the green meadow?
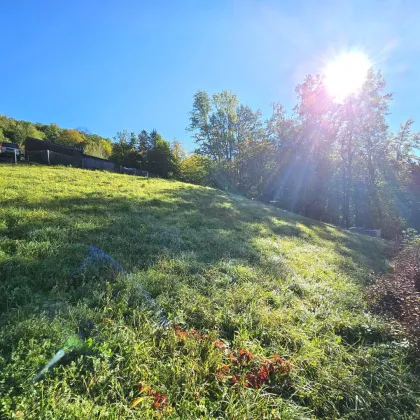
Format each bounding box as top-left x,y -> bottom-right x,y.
0,165 -> 419,419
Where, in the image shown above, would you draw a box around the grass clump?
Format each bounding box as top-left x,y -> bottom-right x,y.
0,164 -> 419,419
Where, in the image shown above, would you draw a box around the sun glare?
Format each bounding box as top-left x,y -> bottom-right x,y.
324,51 -> 371,102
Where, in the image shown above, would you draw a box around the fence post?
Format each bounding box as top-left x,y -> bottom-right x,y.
47,150 -> 50,165
14,149 -> 17,164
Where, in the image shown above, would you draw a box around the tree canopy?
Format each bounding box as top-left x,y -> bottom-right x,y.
187,72 -> 420,237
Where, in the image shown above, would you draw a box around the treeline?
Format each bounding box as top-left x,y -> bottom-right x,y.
110,129 -> 216,186
184,71 -> 420,238
1,68 -> 419,237
110,130 -> 182,178
0,116 -> 112,159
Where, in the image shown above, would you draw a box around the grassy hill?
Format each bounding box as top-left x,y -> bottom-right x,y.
0,164 -> 419,419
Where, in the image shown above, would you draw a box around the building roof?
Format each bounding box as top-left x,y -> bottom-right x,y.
26,137 -> 84,156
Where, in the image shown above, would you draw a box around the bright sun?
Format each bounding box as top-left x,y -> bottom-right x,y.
324,51 -> 371,102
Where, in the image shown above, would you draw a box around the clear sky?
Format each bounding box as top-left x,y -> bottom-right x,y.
1,0 -> 419,150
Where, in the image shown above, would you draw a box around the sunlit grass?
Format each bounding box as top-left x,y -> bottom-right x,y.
0,164 -> 419,419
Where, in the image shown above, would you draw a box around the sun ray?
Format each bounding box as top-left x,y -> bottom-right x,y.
324,51 -> 371,102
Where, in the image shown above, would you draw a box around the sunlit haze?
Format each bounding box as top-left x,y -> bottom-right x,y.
1,1 -> 419,145
324,52 -> 371,103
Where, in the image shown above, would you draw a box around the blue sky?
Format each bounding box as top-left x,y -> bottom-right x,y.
1,0 -> 419,151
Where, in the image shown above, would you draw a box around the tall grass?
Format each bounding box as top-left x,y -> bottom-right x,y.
0,164 -> 419,419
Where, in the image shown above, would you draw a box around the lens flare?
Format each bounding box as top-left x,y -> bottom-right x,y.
324,51 -> 371,102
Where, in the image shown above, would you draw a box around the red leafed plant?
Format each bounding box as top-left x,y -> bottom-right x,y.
237,349 -> 254,364
132,383 -> 169,411
215,350 -> 292,390
173,325 -> 188,339
153,392 -> 167,408
190,329 -> 202,340
173,325 -> 207,342
215,364 -> 230,380
214,340 -> 227,349
175,331 -> 293,390
272,354 -> 292,372
228,350 -> 238,363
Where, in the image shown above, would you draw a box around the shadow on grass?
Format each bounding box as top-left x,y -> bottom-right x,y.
0,185 -> 389,314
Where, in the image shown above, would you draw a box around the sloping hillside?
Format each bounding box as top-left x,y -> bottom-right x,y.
0,165 -> 419,419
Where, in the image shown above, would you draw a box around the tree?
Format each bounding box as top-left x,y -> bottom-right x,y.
9,121 -> 45,148
100,138 -> 113,158
171,140 -> 186,161
146,136 -> 180,178
188,91 -> 213,156
390,119 -> 420,163
188,90 -> 268,193
137,130 -> 152,155
180,154 -> 215,185
292,75 -> 338,220
188,90 -> 242,162
354,71 -> 391,228
42,123 -> 62,143
110,130 -> 139,167
59,129 -> 84,147
82,133 -> 113,158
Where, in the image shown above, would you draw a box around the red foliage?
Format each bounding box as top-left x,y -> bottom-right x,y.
173,325 -> 188,339
211,338 -> 293,389
244,373 -> 259,389
215,364 -> 230,380
257,365 -> 270,382
237,349 -> 254,364
228,350 -> 237,363
263,359 -> 275,373
153,392 -> 167,408
220,352 -> 292,389
136,383 -> 168,410
214,340 -> 227,349
190,329 -> 202,340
